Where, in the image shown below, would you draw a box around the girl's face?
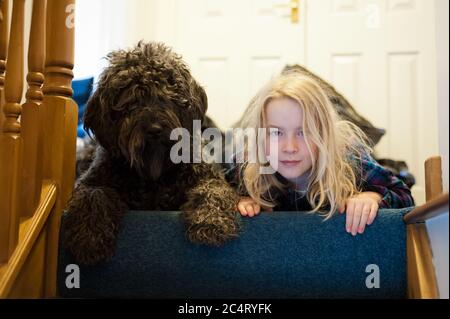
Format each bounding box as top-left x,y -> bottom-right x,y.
265,97 -> 317,181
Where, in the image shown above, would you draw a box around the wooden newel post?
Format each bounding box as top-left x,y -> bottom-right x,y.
0,0 -> 24,263
425,157 -> 443,202
41,0 -> 77,297
43,0 -> 74,98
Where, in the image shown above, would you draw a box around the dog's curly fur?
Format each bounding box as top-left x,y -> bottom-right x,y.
63,42 -> 240,266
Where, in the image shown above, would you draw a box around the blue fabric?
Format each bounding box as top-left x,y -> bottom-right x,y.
72,77 -> 94,137
77,124 -> 87,138
72,77 -> 93,106
57,208 -> 413,299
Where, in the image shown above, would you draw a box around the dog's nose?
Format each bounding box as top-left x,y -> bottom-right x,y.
148,124 -> 163,136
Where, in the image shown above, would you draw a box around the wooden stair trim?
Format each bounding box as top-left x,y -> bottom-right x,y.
407,223 -> 440,299
0,180 -> 57,297
404,193 -> 449,224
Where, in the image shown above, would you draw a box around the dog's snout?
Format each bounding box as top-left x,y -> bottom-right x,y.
148,124 -> 163,135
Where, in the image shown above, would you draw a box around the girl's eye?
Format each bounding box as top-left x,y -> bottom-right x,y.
297,130 -> 304,137
270,130 -> 283,137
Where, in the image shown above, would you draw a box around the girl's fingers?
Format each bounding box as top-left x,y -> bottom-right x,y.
238,202 -> 248,216
238,197 -> 264,218
357,204 -> 371,234
345,201 -> 354,232
351,202 -> 363,236
254,204 -> 261,215
367,203 -> 379,225
246,204 -> 255,217
338,202 -> 346,214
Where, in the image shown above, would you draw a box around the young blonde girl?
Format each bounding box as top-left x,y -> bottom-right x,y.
228,72 -> 414,236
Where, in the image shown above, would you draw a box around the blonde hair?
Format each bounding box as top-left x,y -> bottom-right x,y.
234,71 -> 372,219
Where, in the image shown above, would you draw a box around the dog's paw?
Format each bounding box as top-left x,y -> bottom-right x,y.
63,216 -> 118,266
185,211 -> 240,246
68,243 -> 115,266
62,187 -> 126,266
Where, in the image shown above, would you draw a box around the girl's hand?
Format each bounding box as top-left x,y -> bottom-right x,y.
339,192 -> 382,236
237,197 -> 273,217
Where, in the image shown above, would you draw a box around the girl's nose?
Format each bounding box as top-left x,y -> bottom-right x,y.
282,136 -> 299,153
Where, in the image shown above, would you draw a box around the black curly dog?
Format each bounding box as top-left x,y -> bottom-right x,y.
63,42 -> 240,266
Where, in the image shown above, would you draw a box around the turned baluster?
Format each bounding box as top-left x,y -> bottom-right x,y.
0,0 -> 24,263
20,0 -> 46,218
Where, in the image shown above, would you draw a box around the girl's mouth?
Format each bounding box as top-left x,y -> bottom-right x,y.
280,160 -> 301,166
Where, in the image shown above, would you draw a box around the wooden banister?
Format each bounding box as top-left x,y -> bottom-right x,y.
0,181 -> 57,298
0,0 -> 24,264
20,0 -> 46,218
41,0 -> 77,297
407,223 -> 440,299
404,193 -> 449,224
425,157 -> 443,202
406,156 -> 443,299
0,0 -> 76,298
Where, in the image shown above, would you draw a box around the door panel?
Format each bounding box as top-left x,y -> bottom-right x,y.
174,0 -> 306,129
306,0 -> 438,204
156,0 -> 438,204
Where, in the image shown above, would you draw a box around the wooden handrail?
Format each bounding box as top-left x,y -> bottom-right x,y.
404,193 -> 449,224
0,181 -> 57,298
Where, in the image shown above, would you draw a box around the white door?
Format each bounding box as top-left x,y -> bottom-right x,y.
153,0 -> 438,204
170,0 -> 307,129
306,0 -> 438,204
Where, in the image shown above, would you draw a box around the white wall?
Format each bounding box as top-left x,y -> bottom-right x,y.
427,212 -> 449,299
73,0 -> 106,80
74,0 -> 157,81
425,0 -> 450,300
435,0 -> 449,193
149,0 -> 177,49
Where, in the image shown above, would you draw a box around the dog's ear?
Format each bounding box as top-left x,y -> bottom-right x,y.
191,81 -> 208,117
83,89 -> 115,150
199,84 -> 208,115
83,90 -> 101,137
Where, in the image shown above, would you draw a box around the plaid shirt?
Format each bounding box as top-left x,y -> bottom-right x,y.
356,154 -> 415,209
225,153 -> 415,211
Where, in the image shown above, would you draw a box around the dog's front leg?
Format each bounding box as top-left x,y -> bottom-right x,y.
182,178 -> 241,246
63,184 -> 128,266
